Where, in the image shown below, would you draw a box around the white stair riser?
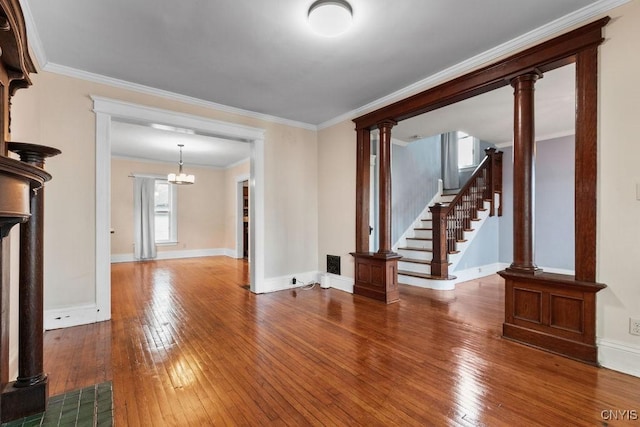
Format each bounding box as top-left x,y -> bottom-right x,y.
420,219 -> 432,228
413,229 -> 432,239
406,239 -> 432,250
398,274 -> 456,291
398,262 -> 431,274
398,249 -> 431,261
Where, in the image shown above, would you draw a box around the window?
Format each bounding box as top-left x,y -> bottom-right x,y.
457,131 -> 479,169
154,180 -> 177,244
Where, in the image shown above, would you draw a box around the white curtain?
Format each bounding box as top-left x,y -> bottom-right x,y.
442,131 -> 460,190
134,177 -> 157,260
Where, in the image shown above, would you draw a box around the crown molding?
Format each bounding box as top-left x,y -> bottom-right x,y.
317,0 -> 631,130
46,64 -> 317,131
20,0 -> 629,131
19,0 -> 47,69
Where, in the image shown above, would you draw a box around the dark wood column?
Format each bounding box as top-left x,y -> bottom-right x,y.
351,120 -> 400,304
355,128 -> 371,253
0,143 -> 59,421
9,143 -> 59,391
507,73 -> 541,274
375,120 -> 396,257
574,46 -> 598,283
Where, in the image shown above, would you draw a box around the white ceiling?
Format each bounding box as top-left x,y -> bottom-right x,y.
110,120 -> 251,168
25,1 -> 607,162
26,0 -> 602,127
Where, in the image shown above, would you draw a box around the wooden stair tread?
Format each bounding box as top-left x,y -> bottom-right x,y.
413,227 -> 433,231
399,258 -> 431,265
398,246 -> 433,252
406,237 -> 432,241
398,270 -> 456,280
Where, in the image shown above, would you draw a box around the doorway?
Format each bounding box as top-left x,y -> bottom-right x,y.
92,97 -> 266,322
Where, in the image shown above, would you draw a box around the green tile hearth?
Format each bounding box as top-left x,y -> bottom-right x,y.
2,382 -> 113,427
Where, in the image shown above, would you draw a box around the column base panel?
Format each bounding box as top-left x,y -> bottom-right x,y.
1,378 -> 48,422
351,252 -> 401,304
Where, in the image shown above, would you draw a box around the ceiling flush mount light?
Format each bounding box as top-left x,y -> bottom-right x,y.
168,144 -> 195,185
308,0 -> 353,37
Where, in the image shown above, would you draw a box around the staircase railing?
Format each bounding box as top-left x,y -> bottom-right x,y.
429,148 -> 503,278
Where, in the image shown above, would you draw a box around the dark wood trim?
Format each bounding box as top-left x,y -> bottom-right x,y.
0,0 -> 45,422
375,120 -> 396,256
506,73 -> 540,274
500,270 -> 605,364
351,252 -> 401,303
355,128 -> 370,253
8,143 -> 59,395
574,47 -> 598,282
353,17 -> 609,130
429,204 -> 448,278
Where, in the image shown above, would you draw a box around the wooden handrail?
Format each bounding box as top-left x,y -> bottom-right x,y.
429,148 -> 502,279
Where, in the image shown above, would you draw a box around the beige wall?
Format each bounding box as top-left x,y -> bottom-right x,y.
597,1 -> 640,350
111,158 -> 231,255
317,120 -> 356,278
10,71 -> 318,311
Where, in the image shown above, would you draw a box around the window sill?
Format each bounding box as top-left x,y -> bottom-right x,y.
156,241 -> 178,247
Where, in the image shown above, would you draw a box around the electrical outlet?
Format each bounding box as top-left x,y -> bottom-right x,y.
630,318 -> 640,336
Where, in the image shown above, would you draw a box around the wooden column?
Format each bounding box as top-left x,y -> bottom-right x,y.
1,143 -> 59,421
352,120 -> 400,304
355,128 -> 371,253
10,143 -> 59,388
429,203 -> 448,278
574,46 -> 598,283
506,73 -> 541,274
375,120 -> 396,256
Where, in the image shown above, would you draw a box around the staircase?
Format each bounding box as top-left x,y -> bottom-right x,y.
396,148 -> 503,290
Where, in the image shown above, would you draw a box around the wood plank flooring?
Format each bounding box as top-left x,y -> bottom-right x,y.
43,257 -> 640,426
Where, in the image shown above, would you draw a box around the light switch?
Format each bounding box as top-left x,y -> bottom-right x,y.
637,183 -> 640,201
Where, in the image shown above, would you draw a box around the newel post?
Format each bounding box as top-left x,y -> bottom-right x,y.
484,148 -> 496,215
429,203 -> 448,278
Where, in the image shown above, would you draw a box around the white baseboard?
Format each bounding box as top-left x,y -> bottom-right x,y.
261,271 -> 322,293
261,271 -> 355,294
598,338 -> 640,378
321,273 -> 354,294
452,263 -> 504,284
44,304 -> 101,330
223,248 -> 239,258
111,248 -> 232,263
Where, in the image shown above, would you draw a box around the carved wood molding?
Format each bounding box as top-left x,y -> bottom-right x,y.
0,0 -> 36,94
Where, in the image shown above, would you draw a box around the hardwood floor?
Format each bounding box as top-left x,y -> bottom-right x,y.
43,257 -> 640,426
